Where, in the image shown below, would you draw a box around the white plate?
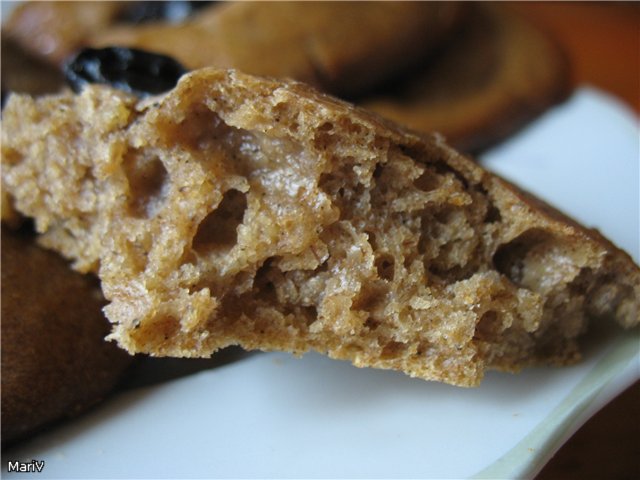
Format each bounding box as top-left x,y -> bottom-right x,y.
2,88 -> 639,479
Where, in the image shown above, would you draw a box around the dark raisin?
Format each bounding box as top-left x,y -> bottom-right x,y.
63,47 -> 188,97
117,1 -> 215,25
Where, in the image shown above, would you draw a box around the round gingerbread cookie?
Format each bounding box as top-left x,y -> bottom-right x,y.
362,4 -> 570,152
3,1 -> 126,65
88,1 -> 464,96
1,227 -> 132,445
1,35 -> 65,100
3,1 -> 217,67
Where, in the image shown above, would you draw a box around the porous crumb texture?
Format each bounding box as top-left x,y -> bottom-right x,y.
2,69 -> 638,386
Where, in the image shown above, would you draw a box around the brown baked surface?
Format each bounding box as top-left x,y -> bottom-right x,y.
363,4 -> 570,152
2,68 -> 637,387
3,1 -> 126,65
1,227 -> 132,445
1,35 -> 64,97
88,1 -> 463,96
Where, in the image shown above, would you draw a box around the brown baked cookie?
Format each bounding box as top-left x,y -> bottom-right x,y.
89,1 -> 464,96
1,227 -> 132,445
3,1 -> 127,65
362,4 -> 570,152
1,35 -> 65,98
2,69 -> 637,387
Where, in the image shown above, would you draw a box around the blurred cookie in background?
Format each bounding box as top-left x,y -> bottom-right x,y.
363,4 -> 570,152
88,1 -> 465,97
1,227 -> 133,446
1,35 -> 64,100
5,1 -> 463,98
3,1 -> 126,65
2,1 -> 216,67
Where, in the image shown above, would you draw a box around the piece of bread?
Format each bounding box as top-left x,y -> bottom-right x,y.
88,1 -> 463,97
1,227 -> 132,445
363,4 -> 570,152
2,69 -> 637,387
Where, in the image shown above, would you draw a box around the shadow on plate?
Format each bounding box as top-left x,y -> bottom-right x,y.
118,346 -> 257,391
1,347 -> 256,453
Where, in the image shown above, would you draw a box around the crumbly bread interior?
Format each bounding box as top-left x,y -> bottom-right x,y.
2,69 -> 638,386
